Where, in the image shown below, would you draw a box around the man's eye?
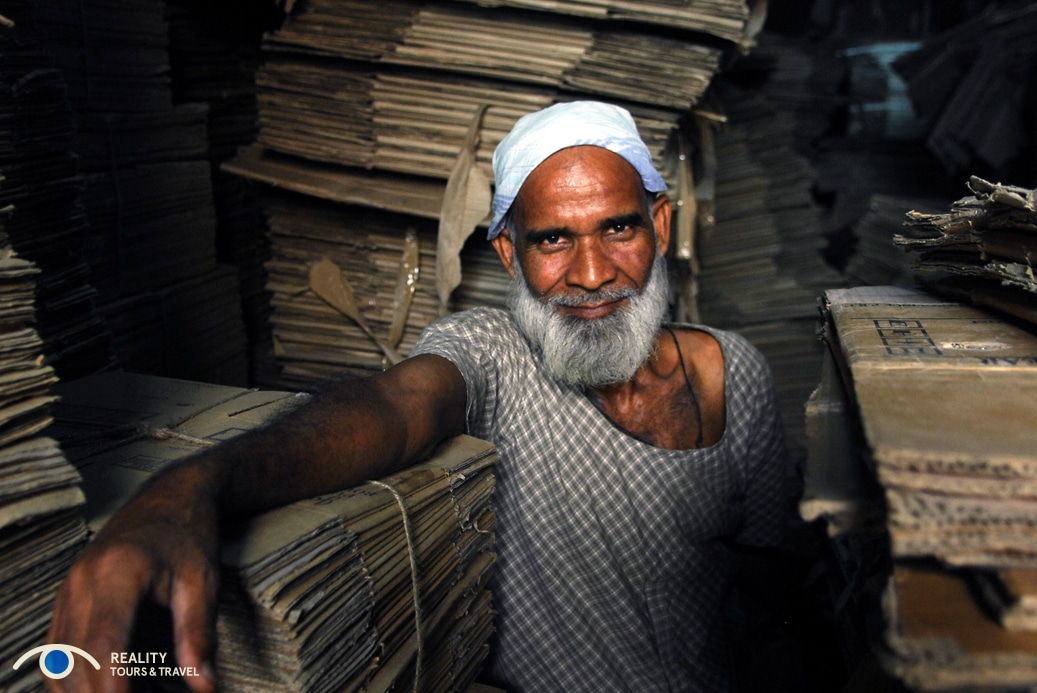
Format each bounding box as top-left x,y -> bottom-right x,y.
539,234 -> 563,246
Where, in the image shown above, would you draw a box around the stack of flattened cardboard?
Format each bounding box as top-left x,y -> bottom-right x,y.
894,176 -> 1037,327
260,192 -> 508,387
164,0 -> 280,383
446,0 -> 751,42
51,372 -> 498,693
0,5 -> 116,380
809,285 -> 1037,690
843,195 -> 945,290
25,0 -> 251,386
264,0 -> 721,112
0,246 -> 88,693
226,0 -> 754,388
695,79 -> 839,459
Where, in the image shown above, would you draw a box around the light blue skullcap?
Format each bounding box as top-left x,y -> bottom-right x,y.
486,101 -> 668,240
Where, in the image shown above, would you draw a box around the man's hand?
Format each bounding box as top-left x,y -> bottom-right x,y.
46,467 -> 221,693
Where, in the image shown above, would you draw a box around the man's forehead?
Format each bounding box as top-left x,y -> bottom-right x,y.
518,146 -> 645,200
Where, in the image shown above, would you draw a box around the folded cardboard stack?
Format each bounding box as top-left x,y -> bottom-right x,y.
695,79 -> 839,459
806,285 -> 1037,690
895,176 -> 1037,327
51,372 -> 498,693
22,0 -> 251,387
0,245 -> 89,693
0,4 -> 116,381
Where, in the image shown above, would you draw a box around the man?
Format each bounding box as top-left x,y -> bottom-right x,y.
47,101 -> 792,692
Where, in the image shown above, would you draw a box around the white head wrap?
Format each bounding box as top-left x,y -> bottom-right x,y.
487,101 -> 668,240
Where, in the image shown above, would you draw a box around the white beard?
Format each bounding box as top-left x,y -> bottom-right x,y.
509,254 -> 670,388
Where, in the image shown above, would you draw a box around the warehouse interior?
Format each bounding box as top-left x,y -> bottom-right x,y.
2,0 -> 1036,690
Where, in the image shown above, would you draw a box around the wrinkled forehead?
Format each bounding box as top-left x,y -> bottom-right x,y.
511,145 -> 648,215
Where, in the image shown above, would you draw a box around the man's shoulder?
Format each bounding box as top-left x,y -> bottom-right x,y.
429,305 -> 514,332
416,306 -> 521,349
667,322 -> 770,373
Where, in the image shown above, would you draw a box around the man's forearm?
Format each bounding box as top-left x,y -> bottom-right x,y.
145,353 -> 468,522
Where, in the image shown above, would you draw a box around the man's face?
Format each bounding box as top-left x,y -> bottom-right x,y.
492,146 -> 671,308
491,146 -> 673,387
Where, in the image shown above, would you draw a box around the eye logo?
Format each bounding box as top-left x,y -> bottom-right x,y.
13,644 -> 101,680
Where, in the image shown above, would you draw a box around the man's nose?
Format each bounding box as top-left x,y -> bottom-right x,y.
566,239 -> 616,292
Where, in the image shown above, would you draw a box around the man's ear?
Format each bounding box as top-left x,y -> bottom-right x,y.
652,194 -> 673,257
491,228 -> 518,279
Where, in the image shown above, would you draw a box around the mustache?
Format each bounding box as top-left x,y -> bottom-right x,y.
546,287 -> 639,308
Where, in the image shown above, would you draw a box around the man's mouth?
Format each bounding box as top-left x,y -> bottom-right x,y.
554,299 -> 625,319
548,289 -> 636,319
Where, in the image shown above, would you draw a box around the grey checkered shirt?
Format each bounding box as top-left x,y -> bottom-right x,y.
411,307 -> 789,693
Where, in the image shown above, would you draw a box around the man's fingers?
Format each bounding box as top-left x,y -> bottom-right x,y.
45,546 -> 152,693
170,556 -> 219,693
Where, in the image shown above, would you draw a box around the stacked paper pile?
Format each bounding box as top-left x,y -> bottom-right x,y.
25,0 -> 250,386
446,0 -> 751,41
260,193 -> 508,388
810,286 -> 1037,690
227,0 -> 755,388
52,372 -> 498,693
894,176 -> 1037,327
164,0 -> 280,381
843,195 -> 943,289
696,79 -> 840,458
0,242 -> 89,691
214,437 -> 497,693
0,4 -> 116,380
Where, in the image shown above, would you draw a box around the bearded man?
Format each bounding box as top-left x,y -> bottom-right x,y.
48,101 -> 793,693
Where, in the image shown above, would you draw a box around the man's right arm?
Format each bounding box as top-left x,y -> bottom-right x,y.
46,353 -> 468,693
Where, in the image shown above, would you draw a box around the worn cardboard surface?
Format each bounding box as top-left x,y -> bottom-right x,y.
884,563 -> 1037,690
824,286 -> 1037,474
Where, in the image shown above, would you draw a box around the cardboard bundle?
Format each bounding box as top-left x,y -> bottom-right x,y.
808,285 -> 1037,689
259,192 -> 508,388
211,435 -> 497,693
81,161 -> 218,299
882,563 -> 1037,691
28,0 -> 173,114
264,0 -> 721,112
444,0 -> 752,42
695,81 -> 838,457
817,286 -> 1037,568
250,56 -> 681,184
894,176 -> 1037,327
52,371 -> 498,693
0,5 -> 116,380
0,247 -> 89,693
23,0 -> 252,387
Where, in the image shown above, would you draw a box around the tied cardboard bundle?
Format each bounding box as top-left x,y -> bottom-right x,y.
52,372 -> 498,693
